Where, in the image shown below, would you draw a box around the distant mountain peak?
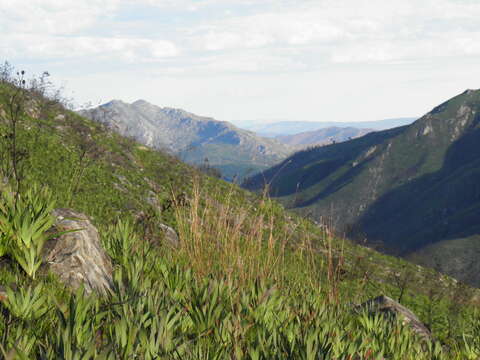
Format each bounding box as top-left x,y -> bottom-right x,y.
104,99 -> 127,107
79,99 -> 293,181
132,99 -> 151,106
275,126 -> 374,147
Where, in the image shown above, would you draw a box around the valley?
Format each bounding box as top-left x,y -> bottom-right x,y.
244,89 -> 480,287
2,0 -> 480,357
2,73 -> 477,358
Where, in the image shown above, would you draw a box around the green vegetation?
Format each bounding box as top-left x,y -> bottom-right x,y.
245,89 -> 480,286
0,66 -> 479,358
181,143 -> 281,182
0,186 -> 55,279
0,186 -> 479,358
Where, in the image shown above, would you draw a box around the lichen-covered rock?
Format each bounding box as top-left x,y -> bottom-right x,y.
356,295 -> 432,340
159,223 -> 180,248
43,208 -> 113,294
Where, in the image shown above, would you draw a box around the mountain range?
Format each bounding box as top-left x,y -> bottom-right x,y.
275,126 -> 374,147
244,89 -> 480,286
80,100 -> 293,181
242,117 -> 417,137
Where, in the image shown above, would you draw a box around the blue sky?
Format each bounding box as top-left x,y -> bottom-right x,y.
1,0 -> 480,124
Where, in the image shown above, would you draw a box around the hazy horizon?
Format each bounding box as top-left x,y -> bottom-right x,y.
229,116 -> 418,127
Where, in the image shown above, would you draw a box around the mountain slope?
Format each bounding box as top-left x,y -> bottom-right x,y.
244,89 -> 480,285
2,75 -> 480,357
275,126 -> 374,146
0,80 -> 458,292
80,100 -> 292,181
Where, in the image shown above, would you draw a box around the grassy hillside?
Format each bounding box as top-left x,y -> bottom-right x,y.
408,234 -> 480,286
0,74 -> 479,358
245,89 -> 480,286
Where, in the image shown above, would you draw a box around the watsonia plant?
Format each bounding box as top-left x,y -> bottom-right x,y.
102,219 -> 137,267
0,184 -> 55,279
0,282 -> 50,358
0,225 -> 479,358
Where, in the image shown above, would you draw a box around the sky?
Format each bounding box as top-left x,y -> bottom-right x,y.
1,0 -> 480,125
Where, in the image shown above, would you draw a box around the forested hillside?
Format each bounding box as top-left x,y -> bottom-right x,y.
245,89 -> 480,286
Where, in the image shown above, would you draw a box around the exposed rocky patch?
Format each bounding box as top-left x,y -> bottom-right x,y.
43,208 -> 113,294
159,223 -> 180,248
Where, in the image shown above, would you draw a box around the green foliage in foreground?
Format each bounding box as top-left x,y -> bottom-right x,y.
0,247 -> 476,358
0,215 -> 479,359
0,186 -> 55,279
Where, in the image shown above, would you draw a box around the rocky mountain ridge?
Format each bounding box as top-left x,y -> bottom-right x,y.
80,100 -> 293,180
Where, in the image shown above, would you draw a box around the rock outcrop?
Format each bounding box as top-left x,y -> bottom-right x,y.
43,208 -> 113,294
357,295 -> 432,340
159,223 -> 180,248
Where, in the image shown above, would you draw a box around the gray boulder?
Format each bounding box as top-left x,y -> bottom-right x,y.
43,208 -> 113,295
356,295 -> 432,340
159,223 -> 180,248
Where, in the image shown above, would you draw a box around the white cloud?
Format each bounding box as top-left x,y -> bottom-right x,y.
4,0 -> 480,68
2,0 -> 480,124
0,0 -> 120,34
185,0 -> 480,65
0,0 -> 178,63
190,11 -> 347,52
1,35 -> 178,62
131,0 -> 283,9
154,51 -> 307,76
